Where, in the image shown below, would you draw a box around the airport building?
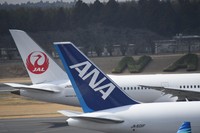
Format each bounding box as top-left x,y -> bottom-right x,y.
155,34 -> 200,54
1,34 -> 200,60
0,48 -> 20,60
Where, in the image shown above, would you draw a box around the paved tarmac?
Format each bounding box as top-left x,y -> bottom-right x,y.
0,85 -> 13,91
0,117 -> 103,133
0,85 -> 103,133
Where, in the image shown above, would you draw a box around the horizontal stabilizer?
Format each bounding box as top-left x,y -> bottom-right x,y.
0,89 -> 19,92
4,83 -> 60,93
58,110 -> 124,124
58,110 -> 82,117
72,116 -> 124,124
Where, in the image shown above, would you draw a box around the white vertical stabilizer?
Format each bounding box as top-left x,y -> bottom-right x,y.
10,29 -> 69,84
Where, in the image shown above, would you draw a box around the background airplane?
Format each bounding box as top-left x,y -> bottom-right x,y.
6,29 -> 79,105
177,122 -> 191,133
3,29 -> 200,107
55,42 -> 200,133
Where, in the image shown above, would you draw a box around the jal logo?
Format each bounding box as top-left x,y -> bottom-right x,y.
26,51 -> 49,74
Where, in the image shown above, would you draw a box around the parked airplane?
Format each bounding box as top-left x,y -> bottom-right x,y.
55,42 -> 200,133
177,122 -> 191,133
7,29 -> 78,105
4,30 -> 200,107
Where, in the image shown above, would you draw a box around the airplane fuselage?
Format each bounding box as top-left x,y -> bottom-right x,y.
67,101 -> 200,133
16,73 -> 200,106
56,42 -> 200,133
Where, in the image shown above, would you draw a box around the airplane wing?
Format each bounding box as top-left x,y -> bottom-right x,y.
0,88 -> 19,92
4,83 -> 60,93
58,110 -> 124,124
140,85 -> 200,101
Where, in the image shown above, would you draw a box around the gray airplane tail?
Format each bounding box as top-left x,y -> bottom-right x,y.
9,29 -> 69,84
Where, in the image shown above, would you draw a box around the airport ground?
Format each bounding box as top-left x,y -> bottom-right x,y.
0,54 -> 200,132
0,81 -> 87,133
1,53 -> 200,119
0,117 -> 103,133
0,83 -> 82,119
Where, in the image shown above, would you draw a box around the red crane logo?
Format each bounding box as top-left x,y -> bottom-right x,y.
26,51 -> 49,74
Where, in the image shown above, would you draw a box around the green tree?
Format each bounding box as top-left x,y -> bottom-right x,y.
71,0 -> 90,28
102,0 -> 119,26
0,9 -> 10,35
54,7 -> 70,31
89,0 -> 104,24
156,1 -> 178,36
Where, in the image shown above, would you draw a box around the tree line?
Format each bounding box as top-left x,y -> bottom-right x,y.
0,0 -> 200,56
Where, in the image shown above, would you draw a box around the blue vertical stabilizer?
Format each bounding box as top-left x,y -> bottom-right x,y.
54,42 -> 138,113
177,122 -> 191,133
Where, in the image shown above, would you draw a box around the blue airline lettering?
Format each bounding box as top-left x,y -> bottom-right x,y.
54,42 -> 138,112
70,61 -> 115,100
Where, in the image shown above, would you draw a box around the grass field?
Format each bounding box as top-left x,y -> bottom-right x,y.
0,93 -> 82,119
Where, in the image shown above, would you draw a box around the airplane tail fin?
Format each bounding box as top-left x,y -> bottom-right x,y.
177,122 -> 191,133
54,42 -> 138,113
9,29 -> 69,84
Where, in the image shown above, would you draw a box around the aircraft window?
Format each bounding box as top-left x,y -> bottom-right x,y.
124,87 -> 126,90
180,86 -> 182,88
134,87 -> 136,90
127,87 -> 129,90
187,85 -> 189,88
191,85 -> 193,88
194,85 -> 196,88
198,85 -> 200,88
183,86 -> 185,88
138,87 -> 140,90
131,87 -> 133,90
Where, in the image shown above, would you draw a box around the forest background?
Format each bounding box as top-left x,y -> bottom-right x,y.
0,0 -> 200,56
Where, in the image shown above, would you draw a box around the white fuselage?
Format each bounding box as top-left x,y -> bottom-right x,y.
67,101 -> 200,133
19,73 -> 200,106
